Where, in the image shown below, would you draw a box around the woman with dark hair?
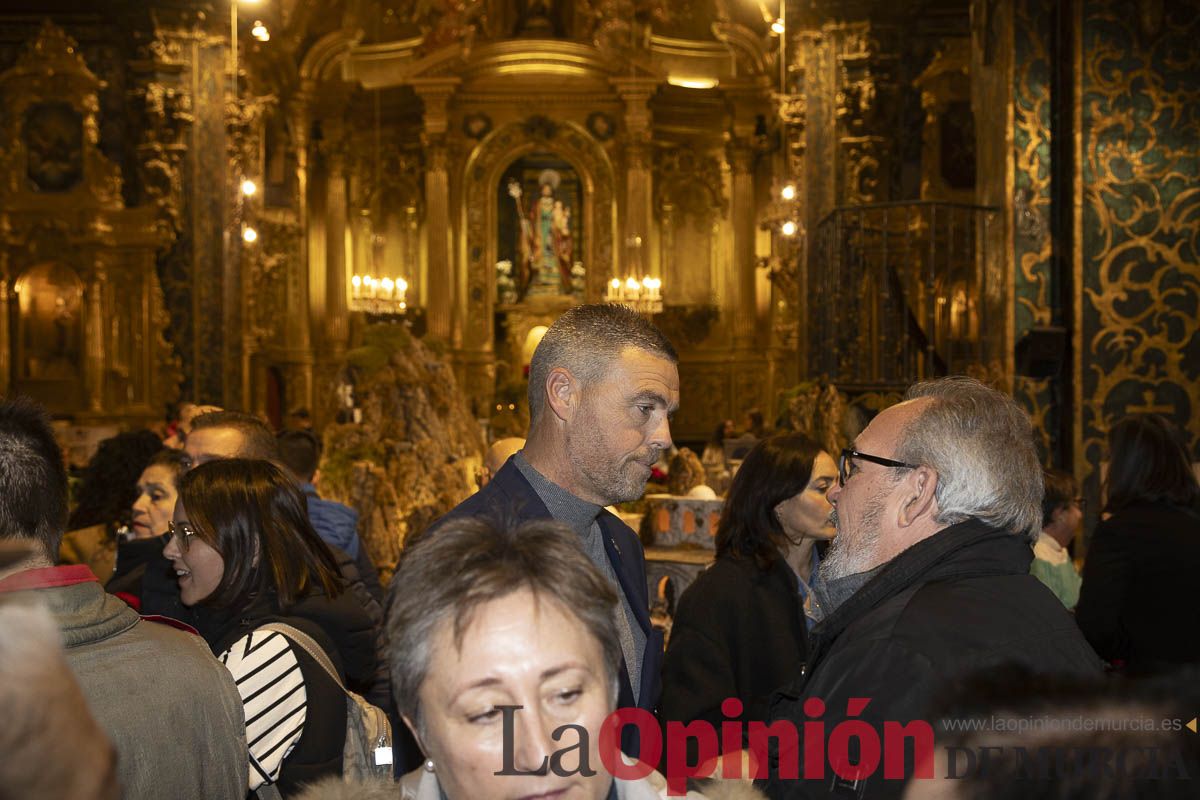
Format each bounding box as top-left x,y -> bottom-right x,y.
163,458 -> 377,796
1077,414 -> 1200,674
661,433 -> 837,732
59,429 -> 163,578
106,449 -> 188,603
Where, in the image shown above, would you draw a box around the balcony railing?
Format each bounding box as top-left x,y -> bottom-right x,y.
808,201 -> 1002,391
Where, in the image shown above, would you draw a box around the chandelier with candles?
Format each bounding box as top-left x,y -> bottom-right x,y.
350,274 -> 408,315
605,275 -> 663,315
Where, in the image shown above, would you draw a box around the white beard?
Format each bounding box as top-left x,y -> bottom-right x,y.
821,502 -> 883,581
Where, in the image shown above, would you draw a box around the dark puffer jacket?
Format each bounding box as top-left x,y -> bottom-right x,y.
761,519 -> 1103,800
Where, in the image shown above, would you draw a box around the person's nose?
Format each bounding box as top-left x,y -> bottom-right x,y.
163,533 -> 181,560
649,413 -> 673,452
131,493 -> 149,515
512,705 -> 556,774
827,481 -> 843,507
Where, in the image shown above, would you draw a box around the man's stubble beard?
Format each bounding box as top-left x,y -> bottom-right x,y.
565,408 -> 657,505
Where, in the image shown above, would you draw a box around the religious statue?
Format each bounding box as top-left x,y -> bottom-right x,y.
508,169 -> 573,298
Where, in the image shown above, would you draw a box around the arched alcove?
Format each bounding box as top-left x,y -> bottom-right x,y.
460,118 -> 615,352
11,261 -> 86,406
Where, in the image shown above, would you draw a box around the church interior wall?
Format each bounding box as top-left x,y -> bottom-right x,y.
0,1 -> 1194,523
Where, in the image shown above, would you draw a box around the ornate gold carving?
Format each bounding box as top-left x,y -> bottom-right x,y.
0,21 -> 121,203
711,22 -> 769,75
840,136 -> 886,204
245,217 -> 301,346
653,146 -> 727,228
0,21 -> 179,419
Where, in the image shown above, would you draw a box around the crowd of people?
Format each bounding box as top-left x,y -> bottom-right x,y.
0,302 -> 1197,800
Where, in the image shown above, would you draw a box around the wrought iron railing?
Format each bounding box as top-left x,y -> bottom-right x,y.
808,201 -> 1002,391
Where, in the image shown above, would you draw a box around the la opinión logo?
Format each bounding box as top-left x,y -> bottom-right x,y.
494,697 -> 934,795
492,699 -> 1195,795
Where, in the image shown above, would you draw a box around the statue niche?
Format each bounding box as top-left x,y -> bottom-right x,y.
497,155 -> 584,304
11,262 -> 85,407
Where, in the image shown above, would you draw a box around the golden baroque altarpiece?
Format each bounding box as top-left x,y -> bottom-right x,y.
0,0 -> 1195,510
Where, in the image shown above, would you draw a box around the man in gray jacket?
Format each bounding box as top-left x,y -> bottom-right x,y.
0,397 -> 247,799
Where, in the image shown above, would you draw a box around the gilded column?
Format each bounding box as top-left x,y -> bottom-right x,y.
613,78 -> 659,277
413,78 -> 460,342
290,103 -> 312,355
289,100 -> 314,410
727,139 -> 758,349
424,139 -> 452,340
86,261 -> 106,412
0,278 -> 9,397
323,127 -> 350,352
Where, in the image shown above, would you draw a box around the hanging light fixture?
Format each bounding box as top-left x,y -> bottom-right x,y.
349,89 -> 409,317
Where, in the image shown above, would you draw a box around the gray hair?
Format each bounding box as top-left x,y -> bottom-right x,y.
386,516 -> 622,734
897,377 -> 1043,538
527,304 -> 677,425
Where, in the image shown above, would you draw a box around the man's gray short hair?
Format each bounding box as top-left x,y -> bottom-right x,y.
386,516 -> 622,734
897,377 -> 1043,537
527,304 -> 677,425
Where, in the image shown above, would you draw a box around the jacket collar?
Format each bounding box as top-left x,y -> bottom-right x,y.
0,568 -> 140,647
808,518 -> 1032,657
488,458 -> 553,519
0,564 -> 96,592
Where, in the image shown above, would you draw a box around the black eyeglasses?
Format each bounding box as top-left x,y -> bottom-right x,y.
838,448 -> 921,486
166,520 -> 197,549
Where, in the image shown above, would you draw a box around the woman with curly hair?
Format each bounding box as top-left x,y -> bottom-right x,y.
59,429 -> 163,578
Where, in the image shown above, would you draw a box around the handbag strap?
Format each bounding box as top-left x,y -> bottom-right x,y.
256,622 -> 345,693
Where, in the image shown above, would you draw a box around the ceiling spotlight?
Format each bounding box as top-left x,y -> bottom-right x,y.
242,227 -> 258,243
240,179 -> 257,196
781,220 -> 798,237
780,183 -> 796,201
771,19 -> 785,35
251,22 -> 270,42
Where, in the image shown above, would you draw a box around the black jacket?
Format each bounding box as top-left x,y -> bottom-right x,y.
194,588 -> 377,797
130,540 -> 392,708
662,555 -> 808,730
762,519 -> 1103,800
1075,502 -> 1200,674
413,458 -> 663,755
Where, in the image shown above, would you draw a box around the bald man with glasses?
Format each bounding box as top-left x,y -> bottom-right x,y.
760,378 -> 1102,800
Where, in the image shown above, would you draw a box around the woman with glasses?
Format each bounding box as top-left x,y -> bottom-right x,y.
164,458 -> 377,796
1076,414 -> 1200,675
661,434 -> 838,740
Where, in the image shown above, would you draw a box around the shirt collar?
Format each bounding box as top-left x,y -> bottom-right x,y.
513,451 -> 603,533
1035,531 -> 1066,553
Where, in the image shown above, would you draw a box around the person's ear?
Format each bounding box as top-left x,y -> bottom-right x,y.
544,367 -> 578,422
896,466 -> 938,528
401,714 -> 429,758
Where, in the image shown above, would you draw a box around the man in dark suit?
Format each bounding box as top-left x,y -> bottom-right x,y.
425,303 -> 679,741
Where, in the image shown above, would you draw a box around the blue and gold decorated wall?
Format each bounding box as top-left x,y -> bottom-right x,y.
1076,0 -> 1200,504
1011,0 -> 1059,461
